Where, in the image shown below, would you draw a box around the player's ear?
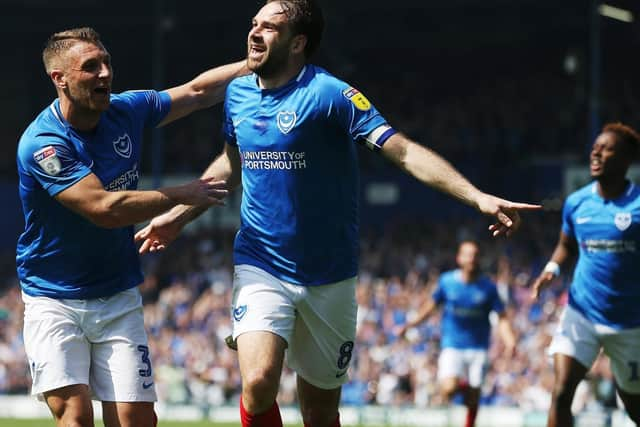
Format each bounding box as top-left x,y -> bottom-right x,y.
291,34 -> 307,55
50,69 -> 67,89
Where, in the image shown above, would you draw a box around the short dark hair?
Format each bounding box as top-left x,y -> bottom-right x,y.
266,0 -> 324,58
42,27 -> 103,73
603,122 -> 640,158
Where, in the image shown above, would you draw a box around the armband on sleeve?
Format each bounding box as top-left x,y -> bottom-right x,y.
363,125 -> 396,151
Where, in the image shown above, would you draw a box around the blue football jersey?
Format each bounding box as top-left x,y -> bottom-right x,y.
223,65 -> 396,285
16,91 -> 171,299
433,270 -> 505,349
562,181 -> 640,329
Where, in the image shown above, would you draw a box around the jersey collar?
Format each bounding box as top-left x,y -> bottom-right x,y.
49,99 -> 70,130
257,65 -> 308,95
591,180 -> 636,202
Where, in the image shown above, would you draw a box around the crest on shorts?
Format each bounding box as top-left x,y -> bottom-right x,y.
113,133 -> 132,158
33,146 -> 61,176
233,305 -> 247,321
276,111 -> 297,134
614,212 -> 632,231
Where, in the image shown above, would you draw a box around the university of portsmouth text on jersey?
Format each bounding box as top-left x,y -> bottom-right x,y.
241,150 -> 307,170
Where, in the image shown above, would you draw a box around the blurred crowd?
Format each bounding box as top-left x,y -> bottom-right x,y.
0,214 -> 623,415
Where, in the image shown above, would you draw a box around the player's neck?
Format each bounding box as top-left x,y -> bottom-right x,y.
460,269 -> 478,283
58,97 -> 101,131
596,177 -> 629,200
258,60 -> 305,90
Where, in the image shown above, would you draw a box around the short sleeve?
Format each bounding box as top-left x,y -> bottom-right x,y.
222,88 -> 237,146
432,278 -> 445,305
324,81 -> 396,151
17,136 -> 91,197
119,90 -> 172,128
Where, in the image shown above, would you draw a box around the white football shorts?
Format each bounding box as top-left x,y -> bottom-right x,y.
549,304 -> 640,393
437,347 -> 489,388
22,287 -> 157,402
231,264 -> 357,390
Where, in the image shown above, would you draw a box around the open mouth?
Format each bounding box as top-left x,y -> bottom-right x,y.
249,45 -> 266,58
94,87 -> 110,95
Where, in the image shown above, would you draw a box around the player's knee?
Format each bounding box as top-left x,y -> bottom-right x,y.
242,369 -> 280,410
439,381 -> 457,400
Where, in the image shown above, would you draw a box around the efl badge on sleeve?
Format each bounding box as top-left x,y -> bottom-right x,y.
342,87 -> 372,111
113,133 -> 132,158
276,111 -> 297,134
614,212 -> 632,231
33,146 -> 61,176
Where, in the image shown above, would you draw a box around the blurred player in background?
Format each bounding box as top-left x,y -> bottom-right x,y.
16,27 -> 246,427
135,1 -> 539,426
396,240 -> 516,427
532,122 -> 640,426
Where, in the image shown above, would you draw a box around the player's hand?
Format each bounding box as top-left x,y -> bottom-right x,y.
135,212 -> 184,254
476,193 -> 541,237
530,271 -> 556,301
169,177 -> 228,207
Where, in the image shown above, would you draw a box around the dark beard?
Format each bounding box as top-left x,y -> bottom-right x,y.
249,46 -> 289,79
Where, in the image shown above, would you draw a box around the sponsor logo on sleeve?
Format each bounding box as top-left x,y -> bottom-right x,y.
276,111 -> 297,134
342,87 -> 371,111
614,212 -> 632,231
33,146 -> 61,176
113,133 -> 132,158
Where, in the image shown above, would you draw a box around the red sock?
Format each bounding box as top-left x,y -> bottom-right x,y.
465,406 -> 478,427
240,398 -> 283,427
304,414 -> 341,427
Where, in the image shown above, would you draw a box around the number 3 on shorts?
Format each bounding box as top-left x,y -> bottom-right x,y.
137,345 -> 152,377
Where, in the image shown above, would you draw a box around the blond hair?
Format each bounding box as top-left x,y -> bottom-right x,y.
42,27 -> 102,73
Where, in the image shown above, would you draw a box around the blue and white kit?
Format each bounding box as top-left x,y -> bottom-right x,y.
16,91 -> 171,299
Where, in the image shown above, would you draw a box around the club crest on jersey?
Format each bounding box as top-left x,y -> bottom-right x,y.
113,133 -> 132,158
276,111 -> 297,134
233,305 -> 248,321
33,146 -> 61,176
342,87 -> 372,111
614,212 -> 632,231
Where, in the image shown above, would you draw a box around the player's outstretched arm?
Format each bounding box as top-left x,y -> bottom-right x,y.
55,173 -> 228,229
136,144 -> 242,253
158,60 -> 248,127
531,231 -> 576,300
381,133 -> 541,237
395,298 -> 438,338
